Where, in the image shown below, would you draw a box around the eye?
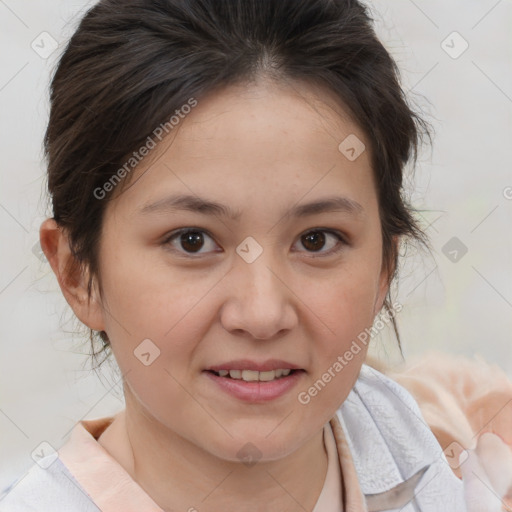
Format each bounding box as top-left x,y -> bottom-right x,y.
293,229 -> 346,256
162,227 -> 347,258
162,228 -> 220,256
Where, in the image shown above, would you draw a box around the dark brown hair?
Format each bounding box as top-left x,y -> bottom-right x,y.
44,0 -> 430,364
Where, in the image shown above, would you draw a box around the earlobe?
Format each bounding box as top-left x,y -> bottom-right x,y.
39,218 -> 106,332
374,272 -> 390,316
374,235 -> 399,315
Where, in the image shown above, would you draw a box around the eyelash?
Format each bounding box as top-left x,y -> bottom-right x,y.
161,227 -> 348,258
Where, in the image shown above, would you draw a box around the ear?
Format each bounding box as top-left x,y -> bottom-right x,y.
39,218 -> 106,332
373,235 -> 399,316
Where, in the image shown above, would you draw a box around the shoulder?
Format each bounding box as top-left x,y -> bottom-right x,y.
344,361 -> 435,428
0,455 -> 100,512
337,363 -> 467,509
340,363 -> 444,471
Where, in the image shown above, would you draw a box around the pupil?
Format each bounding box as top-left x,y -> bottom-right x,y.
303,231 -> 325,251
181,231 -> 204,252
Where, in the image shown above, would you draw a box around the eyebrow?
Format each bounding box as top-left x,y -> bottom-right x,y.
139,194 -> 364,220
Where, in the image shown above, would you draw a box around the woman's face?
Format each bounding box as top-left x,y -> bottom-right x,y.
92,79 -> 390,462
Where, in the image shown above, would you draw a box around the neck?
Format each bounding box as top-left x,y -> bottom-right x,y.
98,396 -> 329,512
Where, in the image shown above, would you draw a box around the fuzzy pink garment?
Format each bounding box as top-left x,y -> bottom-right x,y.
372,351 -> 512,511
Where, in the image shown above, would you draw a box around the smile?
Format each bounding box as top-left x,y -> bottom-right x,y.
209,369 -> 294,381
204,368 -> 305,402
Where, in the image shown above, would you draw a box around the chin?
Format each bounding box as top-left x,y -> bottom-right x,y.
203,427 -> 310,465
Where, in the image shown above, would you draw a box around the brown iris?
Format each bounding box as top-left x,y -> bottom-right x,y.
301,231 -> 326,252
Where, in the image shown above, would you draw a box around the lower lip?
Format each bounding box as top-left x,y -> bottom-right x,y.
203,370 -> 305,402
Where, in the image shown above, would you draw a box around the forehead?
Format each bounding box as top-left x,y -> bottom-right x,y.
108,78 -> 376,218
178,78 -> 363,152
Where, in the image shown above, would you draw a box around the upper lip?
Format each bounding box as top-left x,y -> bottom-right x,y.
206,359 -> 303,372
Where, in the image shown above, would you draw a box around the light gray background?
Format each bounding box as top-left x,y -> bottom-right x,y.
1,0 -> 511,492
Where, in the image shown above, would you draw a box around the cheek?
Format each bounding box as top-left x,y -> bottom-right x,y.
95,255 -> 187,386
306,260 -> 381,339
99,258 -> 208,427
99,236 -> 212,337
300,260 -> 381,400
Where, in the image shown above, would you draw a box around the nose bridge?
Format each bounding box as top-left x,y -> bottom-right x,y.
241,254 -> 280,302
235,235 -> 282,294
221,240 -> 295,338
236,239 -> 283,307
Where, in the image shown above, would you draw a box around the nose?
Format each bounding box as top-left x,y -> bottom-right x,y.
219,253 -> 297,340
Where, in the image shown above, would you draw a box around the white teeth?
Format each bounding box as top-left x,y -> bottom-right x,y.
215,369 -> 295,381
229,370 -> 242,379
258,370 -> 276,381
241,370 -> 259,381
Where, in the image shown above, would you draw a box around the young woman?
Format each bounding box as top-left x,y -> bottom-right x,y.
2,0 -> 510,510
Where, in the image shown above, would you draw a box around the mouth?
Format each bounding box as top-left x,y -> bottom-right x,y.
206,368 -> 302,382
203,360 -> 306,402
